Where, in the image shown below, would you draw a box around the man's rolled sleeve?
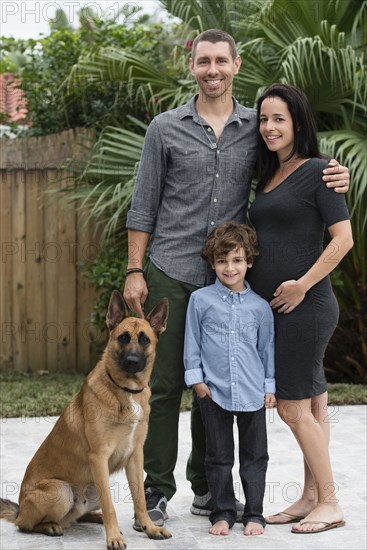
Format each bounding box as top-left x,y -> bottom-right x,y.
126,118 -> 166,233
126,209 -> 156,234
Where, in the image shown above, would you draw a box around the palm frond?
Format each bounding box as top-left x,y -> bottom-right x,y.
67,48 -> 177,90
319,130 -> 367,231
63,120 -> 146,240
255,0 -> 361,46
67,46 -> 196,113
350,0 -> 367,51
280,37 -> 366,120
158,0 -> 234,33
234,38 -> 281,105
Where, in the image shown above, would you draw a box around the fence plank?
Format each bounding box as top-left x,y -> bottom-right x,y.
43,170 -> 60,372
12,170 -> 26,371
56,175 -> 77,372
0,171 -> 13,367
25,170 -> 46,372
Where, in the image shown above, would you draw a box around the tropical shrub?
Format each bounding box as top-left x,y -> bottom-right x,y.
79,245 -> 129,330
0,14 -> 176,135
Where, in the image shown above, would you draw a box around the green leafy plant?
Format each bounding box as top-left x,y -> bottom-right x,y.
0,16 -> 176,136
79,245 -> 129,331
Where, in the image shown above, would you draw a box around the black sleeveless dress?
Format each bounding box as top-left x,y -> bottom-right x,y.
248,158 -> 350,400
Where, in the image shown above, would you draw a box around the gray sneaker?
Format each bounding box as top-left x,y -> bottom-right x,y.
190,491 -> 244,522
133,487 -> 168,531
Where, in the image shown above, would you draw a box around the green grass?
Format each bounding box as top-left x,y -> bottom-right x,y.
0,370 -> 366,418
0,371 -> 85,418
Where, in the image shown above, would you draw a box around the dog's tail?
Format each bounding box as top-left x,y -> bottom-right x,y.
0,499 -> 19,523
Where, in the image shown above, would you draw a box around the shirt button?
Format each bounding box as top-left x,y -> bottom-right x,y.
223,295 -> 226,299
207,127 -> 212,132
232,304 -> 235,308
232,382 -> 235,385
213,197 -> 217,202
231,330 -> 234,334
216,173 -> 219,178
210,221 -> 215,226
231,357 -> 235,361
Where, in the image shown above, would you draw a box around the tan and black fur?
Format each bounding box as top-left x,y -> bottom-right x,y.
0,290 -> 170,550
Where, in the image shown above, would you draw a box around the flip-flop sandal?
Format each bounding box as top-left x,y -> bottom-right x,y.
291,520 -> 346,534
266,512 -> 304,525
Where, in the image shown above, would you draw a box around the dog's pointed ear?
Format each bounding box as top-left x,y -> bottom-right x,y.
106,290 -> 129,332
146,298 -> 169,337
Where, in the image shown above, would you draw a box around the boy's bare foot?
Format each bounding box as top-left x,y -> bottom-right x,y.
209,520 -> 230,536
266,499 -> 316,524
243,521 -> 264,536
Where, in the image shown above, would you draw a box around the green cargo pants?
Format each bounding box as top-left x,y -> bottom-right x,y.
143,260 -> 209,500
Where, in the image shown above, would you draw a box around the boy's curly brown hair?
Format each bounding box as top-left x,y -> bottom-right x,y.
202,221 -> 259,266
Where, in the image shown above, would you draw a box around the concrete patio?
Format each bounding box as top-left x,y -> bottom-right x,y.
1,405 -> 366,549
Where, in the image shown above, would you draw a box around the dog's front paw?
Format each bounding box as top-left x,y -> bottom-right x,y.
147,526 -> 172,540
107,531 -> 126,550
38,521 -> 64,536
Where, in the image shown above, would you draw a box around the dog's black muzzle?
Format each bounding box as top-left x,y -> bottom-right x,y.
119,353 -> 147,374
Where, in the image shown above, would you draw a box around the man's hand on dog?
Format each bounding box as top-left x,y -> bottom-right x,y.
123,272 -> 148,318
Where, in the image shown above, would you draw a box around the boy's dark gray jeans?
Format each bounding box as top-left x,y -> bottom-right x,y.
198,396 -> 268,528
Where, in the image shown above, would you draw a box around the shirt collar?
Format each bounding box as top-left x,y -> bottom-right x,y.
214,277 -> 252,302
177,95 -> 253,124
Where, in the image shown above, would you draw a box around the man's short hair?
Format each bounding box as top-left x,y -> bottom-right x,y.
191,29 -> 237,60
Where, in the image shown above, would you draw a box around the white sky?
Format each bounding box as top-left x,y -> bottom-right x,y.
1,1 -> 168,39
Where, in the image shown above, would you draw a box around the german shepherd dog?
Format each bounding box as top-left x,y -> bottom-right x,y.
0,290 -> 170,550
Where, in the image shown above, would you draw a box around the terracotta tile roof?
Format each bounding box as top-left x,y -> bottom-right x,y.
0,74 -> 28,123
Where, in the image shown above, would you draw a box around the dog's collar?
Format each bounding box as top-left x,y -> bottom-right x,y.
107,371 -> 145,394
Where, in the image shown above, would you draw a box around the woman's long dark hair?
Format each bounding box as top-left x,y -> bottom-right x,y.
256,84 -> 321,190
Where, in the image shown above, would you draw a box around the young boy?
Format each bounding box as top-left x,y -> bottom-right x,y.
184,221 -> 276,537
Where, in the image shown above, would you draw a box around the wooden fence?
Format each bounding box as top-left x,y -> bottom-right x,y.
0,128 -> 105,373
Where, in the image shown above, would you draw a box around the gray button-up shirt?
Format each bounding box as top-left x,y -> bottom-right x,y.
126,95 -> 258,286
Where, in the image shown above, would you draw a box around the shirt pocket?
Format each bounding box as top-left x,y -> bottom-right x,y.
224,154 -> 256,186
170,150 -> 204,184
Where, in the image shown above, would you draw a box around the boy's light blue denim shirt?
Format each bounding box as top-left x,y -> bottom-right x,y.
126,95 -> 257,287
184,278 -> 275,412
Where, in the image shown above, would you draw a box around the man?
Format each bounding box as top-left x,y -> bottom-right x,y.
124,29 -> 349,527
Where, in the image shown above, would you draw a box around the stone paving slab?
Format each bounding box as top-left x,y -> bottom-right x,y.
1,406 -> 366,550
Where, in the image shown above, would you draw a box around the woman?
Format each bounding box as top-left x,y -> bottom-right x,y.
247,84 -> 353,534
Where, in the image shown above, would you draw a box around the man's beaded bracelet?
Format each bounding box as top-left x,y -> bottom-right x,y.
125,268 -> 144,277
